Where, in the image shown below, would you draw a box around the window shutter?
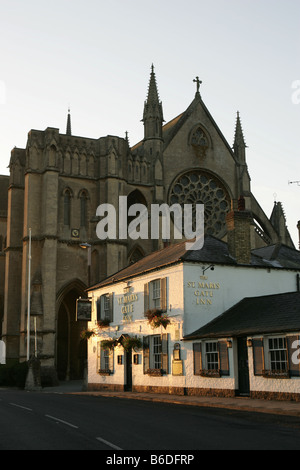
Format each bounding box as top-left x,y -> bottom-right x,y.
143,336 -> 150,374
161,277 -> 167,312
96,298 -> 101,322
144,283 -> 149,312
287,335 -> 300,377
101,295 -> 106,320
218,341 -> 229,376
161,333 -> 169,374
252,338 -> 264,375
193,343 -> 202,375
109,293 -> 114,322
100,347 -> 105,370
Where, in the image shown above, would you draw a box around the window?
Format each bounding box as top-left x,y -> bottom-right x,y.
144,278 -> 167,312
253,335 -> 300,378
143,334 -> 169,375
151,335 -> 162,369
268,337 -> 288,372
97,293 -> 114,323
152,280 -> 161,309
97,342 -> 114,375
80,191 -> 88,228
205,342 -> 219,371
103,295 -> 111,321
80,196 -> 87,227
64,189 -> 71,226
193,340 -> 229,377
103,348 -> 110,370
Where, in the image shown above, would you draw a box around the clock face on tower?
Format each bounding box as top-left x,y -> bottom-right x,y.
169,170 -> 230,239
71,228 -> 80,238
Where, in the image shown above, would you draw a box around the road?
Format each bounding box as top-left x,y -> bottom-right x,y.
1,388 -> 300,451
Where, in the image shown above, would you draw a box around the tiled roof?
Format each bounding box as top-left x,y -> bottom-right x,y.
252,244 -> 300,269
184,292 -> 300,339
87,239 -> 189,290
87,235 -> 300,291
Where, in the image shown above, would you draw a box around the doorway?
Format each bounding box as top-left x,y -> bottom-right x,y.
56,285 -> 87,381
125,349 -> 132,391
237,337 -> 250,396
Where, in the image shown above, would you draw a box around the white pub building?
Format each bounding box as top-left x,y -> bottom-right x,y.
85,204 -> 300,401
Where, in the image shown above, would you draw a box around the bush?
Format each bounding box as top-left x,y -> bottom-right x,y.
0,362 -> 29,389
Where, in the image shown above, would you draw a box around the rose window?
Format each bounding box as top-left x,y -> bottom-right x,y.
169,171 -> 231,238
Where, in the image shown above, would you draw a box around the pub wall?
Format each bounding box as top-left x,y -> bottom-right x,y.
183,264 -> 299,336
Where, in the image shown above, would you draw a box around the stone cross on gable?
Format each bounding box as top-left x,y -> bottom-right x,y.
193,76 -> 202,95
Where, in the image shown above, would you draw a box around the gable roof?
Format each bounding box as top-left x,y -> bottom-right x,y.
162,94 -> 235,156
87,235 -> 300,291
184,292 -> 300,340
131,93 -> 235,157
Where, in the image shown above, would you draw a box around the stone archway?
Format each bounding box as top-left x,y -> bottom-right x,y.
56,280 -> 87,381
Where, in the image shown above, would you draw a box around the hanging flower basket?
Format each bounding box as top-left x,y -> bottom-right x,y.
121,336 -> 142,352
144,309 -> 170,330
97,319 -> 111,329
80,329 -> 96,341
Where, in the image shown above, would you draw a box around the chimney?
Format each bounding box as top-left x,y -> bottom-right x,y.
226,196 -> 252,264
297,221 -> 300,250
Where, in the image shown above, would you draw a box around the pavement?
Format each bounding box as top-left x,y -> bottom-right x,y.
41,380 -> 300,418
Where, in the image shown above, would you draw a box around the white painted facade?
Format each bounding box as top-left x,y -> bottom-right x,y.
86,261 -> 300,399
183,264 -> 298,336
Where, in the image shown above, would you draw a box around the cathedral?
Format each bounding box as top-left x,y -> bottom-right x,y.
0,66 -> 296,384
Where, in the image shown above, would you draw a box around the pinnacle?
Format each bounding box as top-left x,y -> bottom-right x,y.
234,111 -> 246,147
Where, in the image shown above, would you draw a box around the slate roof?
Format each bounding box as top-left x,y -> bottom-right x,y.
184,292 -> 300,340
252,244 -> 300,269
87,235 -> 300,291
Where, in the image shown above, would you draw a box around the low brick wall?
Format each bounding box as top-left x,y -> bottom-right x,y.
186,387 -> 236,398
87,383 -> 124,392
251,390 -> 300,402
88,383 -> 236,398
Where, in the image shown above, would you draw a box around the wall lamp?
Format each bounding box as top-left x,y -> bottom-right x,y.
202,265 -> 215,275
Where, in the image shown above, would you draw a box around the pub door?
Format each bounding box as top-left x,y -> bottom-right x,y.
237,337 -> 250,396
125,349 -> 132,392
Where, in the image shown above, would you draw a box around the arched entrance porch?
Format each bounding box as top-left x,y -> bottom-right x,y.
56,279 -> 87,381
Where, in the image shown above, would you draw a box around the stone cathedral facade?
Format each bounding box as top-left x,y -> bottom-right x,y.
0,66 -> 295,383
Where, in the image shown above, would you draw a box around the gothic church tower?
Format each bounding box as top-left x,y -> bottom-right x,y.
1,66 -> 295,384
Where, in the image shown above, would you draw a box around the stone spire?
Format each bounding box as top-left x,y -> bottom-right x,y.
233,112 -> 247,163
66,108 -> 72,136
270,201 -> 294,246
143,65 -> 164,141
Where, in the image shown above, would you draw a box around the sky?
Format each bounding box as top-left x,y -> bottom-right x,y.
0,0 -> 299,245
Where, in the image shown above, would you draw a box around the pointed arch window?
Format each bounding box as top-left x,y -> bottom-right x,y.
79,190 -> 89,228
63,189 -> 72,226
